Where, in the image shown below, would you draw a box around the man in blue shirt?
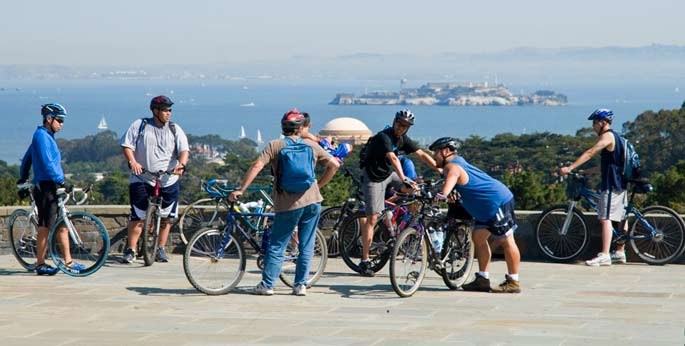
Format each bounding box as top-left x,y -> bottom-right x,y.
430,137 -> 521,293
19,104 -> 83,275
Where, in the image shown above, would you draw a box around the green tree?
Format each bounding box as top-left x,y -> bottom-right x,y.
647,160 -> 685,213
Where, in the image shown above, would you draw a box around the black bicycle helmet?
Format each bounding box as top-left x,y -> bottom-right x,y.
394,109 -> 415,125
429,137 -> 460,151
41,103 -> 67,118
281,108 -> 306,132
150,95 -> 174,110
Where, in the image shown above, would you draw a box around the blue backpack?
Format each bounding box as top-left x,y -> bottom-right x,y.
619,135 -> 641,180
277,137 -> 316,193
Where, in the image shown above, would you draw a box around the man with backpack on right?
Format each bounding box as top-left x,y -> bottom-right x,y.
560,108 -> 632,266
229,109 -> 339,296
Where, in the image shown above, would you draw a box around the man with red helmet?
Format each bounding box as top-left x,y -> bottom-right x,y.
230,109 -> 339,296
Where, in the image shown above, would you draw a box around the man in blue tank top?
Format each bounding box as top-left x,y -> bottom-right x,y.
560,109 -> 628,266
429,137 -> 521,293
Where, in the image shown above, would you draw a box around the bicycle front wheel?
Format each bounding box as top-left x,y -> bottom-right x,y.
279,229 -> 328,288
178,198 -> 226,245
629,205 -> 685,265
319,206 -> 342,257
48,211 -> 110,277
141,205 -> 159,266
441,223 -> 475,289
390,227 -> 427,298
8,209 -> 39,271
183,227 -> 246,295
339,212 -> 391,273
535,205 -> 589,262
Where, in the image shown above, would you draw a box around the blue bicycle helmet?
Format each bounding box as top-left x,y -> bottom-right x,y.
41,103 -> 67,118
588,108 -> 613,121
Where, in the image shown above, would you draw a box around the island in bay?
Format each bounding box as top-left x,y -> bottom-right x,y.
330,82 -> 568,106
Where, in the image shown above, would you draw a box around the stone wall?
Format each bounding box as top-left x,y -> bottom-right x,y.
1,205 -> 683,263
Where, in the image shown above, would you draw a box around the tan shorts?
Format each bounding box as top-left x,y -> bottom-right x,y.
598,189 -> 627,222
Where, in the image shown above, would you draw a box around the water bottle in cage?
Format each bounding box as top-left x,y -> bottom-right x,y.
429,227 -> 444,252
383,210 -> 395,236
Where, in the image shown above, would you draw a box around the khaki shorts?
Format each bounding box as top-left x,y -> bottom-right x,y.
598,189 -> 627,222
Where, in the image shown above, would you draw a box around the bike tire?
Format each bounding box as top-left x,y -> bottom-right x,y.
183,227 -> 246,295
441,223 -> 475,290
48,211 -> 110,277
279,229 -> 328,288
8,209 -> 39,271
319,206 -> 342,257
178,197 -> 226,245
141,204 -> 159,266
629,205 -> 685,265
535,205 -> 590,262
389,227 -> 427,298
339,211 -> 391,273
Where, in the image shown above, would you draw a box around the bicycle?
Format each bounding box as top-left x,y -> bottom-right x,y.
535,172 -> 685,265
177,179 -> 273,245
317,167 -> 364,257
137,169 -> 176,266
183,184 -> 328,295
389,181 -> 475,297
9,183 -> 109,276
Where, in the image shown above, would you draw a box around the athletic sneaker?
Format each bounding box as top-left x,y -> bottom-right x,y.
121,248 -> 135,264
491,276 -> 521,293
610,251 -> 627,264
253,282 -> 274,296
65,261 -> 86,272
292,284 -> 307,296
358,260 -> 375,277
35,263 -> 59,276
155,247 -> 169,262
461,273 -> 491,292
586,252 -> 612,266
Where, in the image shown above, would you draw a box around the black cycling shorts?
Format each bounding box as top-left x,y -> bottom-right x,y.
33,181 -> 60,228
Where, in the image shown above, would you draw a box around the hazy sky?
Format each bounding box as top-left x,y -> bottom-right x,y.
2,0 -> 684,66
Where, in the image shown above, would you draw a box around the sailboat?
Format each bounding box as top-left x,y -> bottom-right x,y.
97,115 -> 108,130
239,126 -> 246,139
257,130 -> 263,144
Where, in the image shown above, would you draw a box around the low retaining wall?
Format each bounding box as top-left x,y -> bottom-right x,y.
1,206 -> 683,264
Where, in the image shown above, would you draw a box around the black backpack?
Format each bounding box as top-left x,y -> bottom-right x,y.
359,130 -> 402,169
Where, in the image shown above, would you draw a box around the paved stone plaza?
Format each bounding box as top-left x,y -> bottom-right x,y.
1,254 -> 684,346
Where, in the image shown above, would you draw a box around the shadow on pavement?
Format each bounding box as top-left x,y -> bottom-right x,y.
126,286 -> 202,296
0,268 -> 33,276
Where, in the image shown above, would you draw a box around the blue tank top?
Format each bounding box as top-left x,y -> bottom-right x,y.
600,130 -> 627,191
450,156 -> 514,223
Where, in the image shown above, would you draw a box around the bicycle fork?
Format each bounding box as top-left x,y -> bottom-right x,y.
560,201 -> 578,236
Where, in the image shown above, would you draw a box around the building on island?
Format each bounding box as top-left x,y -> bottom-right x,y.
318,117 -> 373,145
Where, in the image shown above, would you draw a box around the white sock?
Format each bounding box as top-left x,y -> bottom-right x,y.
507,273 -> 519,281
477,271 -> 489,279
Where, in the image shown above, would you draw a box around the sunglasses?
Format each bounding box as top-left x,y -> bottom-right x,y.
54,117 -> 64,124
160,108 -> 172,112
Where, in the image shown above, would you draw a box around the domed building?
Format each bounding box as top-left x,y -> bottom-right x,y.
318,117 -> 373,144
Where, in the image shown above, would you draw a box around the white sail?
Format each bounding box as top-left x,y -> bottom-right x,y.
97,115 -> 108,130
239,126 -> 246,139
257,129 -> 263,144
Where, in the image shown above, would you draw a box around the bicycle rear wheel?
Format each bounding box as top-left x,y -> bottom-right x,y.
8,209 -> 39,271
141,205 -> 159,266
279,229 -> 328,288
339,212 -> 391,273
629,205 -> 685,265
441,223 -> 475,289
535,205 -> 589,262
319,206 -> 342,257
184,227 -> 246,295
178,198 -> 226,245
48,211 -> 110,277
390,227 -> 427,298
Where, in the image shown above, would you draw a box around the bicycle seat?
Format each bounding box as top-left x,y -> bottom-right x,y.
631,179 -> 653,194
